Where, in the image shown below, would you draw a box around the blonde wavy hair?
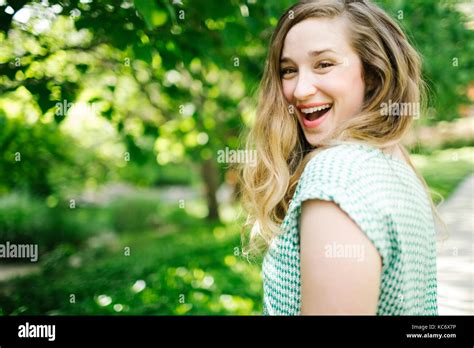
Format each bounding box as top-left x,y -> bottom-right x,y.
239,0 -> 446,258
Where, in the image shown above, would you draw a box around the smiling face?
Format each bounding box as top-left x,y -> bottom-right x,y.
281,16 -> 366,146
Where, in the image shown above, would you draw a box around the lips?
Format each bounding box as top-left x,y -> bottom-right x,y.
298,102 -> 333,109
296,102 -> 333,129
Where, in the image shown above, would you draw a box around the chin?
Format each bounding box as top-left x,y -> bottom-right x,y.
303,131 -> 327,148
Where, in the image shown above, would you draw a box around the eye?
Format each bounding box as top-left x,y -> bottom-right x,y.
280,67 -> 297,77
316,61 -> 334,69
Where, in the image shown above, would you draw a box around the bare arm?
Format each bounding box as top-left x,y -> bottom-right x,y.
300,200 -> 382,315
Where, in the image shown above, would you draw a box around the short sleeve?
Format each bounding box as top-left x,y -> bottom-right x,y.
282,145 -> 395,269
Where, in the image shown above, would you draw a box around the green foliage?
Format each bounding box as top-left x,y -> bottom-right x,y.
106,193 -> 163,233
0,110 -> 115,198
377,0 -> 474,123
133,0 -> 167,30
0,212 -> 263,315
118,158 -> 196,187
0,193 -> 100,253
0,192 -> 51,245
414,147 -> 474,204
0,111 -> 74,196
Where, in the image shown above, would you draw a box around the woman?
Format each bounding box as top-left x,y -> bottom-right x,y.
240,0 -> 444,315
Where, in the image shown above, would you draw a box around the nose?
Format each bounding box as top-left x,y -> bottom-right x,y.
293,71 -> 318,101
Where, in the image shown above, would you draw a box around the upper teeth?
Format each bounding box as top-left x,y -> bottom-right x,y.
300,104 -> 332,114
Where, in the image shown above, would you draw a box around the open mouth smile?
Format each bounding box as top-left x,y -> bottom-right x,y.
297,102 -> 333,128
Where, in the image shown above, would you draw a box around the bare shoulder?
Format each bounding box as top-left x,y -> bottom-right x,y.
299,200 -> 382,314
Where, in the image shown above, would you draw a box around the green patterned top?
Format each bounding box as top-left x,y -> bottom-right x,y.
262,143 -> 438,315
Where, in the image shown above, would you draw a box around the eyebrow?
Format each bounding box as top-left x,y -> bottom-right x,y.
280,49 -> 336,63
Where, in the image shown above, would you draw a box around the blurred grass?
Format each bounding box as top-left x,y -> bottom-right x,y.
0,193 -> 104,253
0,207 -> 263,315
413,147 -> 474,204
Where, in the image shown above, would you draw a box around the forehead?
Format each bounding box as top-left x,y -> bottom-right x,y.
281,17 -> 352,59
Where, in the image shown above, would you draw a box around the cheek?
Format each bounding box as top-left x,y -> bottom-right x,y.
332,68 -> 365,112
282,80 -> 294,103
350,61 -> 365,101
349,69 -> 365,102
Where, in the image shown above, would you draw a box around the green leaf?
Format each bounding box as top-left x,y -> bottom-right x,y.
134,0 -> 168,30
133,42 -> 153,65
